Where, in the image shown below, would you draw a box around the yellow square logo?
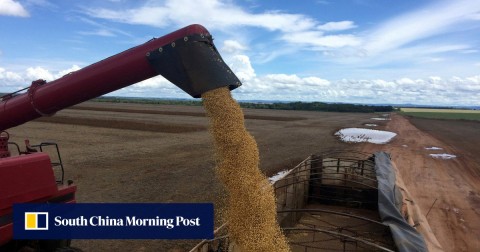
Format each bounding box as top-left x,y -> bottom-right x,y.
24,212 -> 48,230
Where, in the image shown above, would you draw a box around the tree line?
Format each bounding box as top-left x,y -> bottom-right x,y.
240,101 -> 393,113
92,97 -> 394,113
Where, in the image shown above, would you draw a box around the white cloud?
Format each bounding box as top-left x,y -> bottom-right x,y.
234,73 -> 332,99
395,78 -> 415,86
232,70 -> 480,105
110,75 -> 190,98
317,21 -> 357,31
26,67 -> 54,81
261,74 -> 330,88
222,40 -> 247,54
264,74 -> 302,85
282,31 -> 360,48
83,0 -> 359,50
423,44 -> 472,54
303,77 -> 330,87
2,63 -> 479,105
428,76 -> 442,84
0,65 -> 83,92
77,17 -> 132,38
132,75 -> 172,88
460,49 -> 478,54
371,79 -> 395,89
83,0 -> 316,33
77,29 -> 116,37
0,0 -> 29,17
452,75 -> 480,91
228,55 -> 256,82
363,0 -> 480,55
331,42 -> 477,70
54,65 -> 81,79
0,67 -> 23,84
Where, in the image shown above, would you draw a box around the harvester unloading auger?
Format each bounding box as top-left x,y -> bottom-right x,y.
0,24 -> 240,131
0,24 -> 247,251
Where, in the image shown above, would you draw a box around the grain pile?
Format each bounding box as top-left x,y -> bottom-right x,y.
202,87 -> 290,252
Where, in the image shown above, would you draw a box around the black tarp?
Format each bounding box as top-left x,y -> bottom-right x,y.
375,152 -> 427,252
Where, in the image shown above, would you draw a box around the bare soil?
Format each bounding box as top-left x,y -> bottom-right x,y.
8,101 -> 375,252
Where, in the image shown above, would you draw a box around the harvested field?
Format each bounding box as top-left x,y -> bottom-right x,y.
8,103 -> 479,251
400,108 -> 480,121
70,104 -> 307,121
7,101 -> 376,252
408,117 -> 480,174
35,116 -> 206,133
401,108 -> 480,113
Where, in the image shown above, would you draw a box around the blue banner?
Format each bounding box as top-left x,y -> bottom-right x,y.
14,203 -> 214,239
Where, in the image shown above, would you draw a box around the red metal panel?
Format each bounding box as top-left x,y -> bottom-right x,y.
0,153 -> 57,210
0,183 -> 76,246
0,224 -> 13,246
0,24 -> 210,131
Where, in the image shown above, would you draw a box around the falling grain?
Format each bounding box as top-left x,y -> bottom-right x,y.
202,87 -> 290,252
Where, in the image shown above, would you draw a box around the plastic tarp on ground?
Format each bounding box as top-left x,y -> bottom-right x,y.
374,152 -> 427,252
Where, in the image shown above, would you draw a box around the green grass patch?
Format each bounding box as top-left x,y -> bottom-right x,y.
400,107 -> 479,113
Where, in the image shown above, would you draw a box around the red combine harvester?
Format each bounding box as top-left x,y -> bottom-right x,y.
0,24 -> 240,252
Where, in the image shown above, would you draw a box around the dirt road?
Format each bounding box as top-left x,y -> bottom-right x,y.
361,114 -> 480,252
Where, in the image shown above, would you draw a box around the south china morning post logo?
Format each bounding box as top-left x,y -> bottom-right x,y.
14,203 -> 214,239
24,212 -> 49,230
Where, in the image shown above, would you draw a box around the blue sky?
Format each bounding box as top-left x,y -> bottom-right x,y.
1,0 -> 479,105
